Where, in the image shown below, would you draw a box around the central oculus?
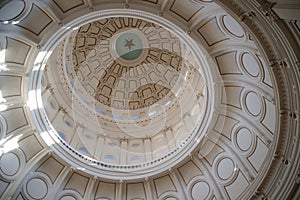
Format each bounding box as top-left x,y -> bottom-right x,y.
115,32 -> 143,60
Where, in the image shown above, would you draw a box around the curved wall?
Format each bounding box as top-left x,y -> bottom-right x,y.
0,0 -> 299,199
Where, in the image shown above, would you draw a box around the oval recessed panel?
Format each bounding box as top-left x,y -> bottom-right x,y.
26,178 -> 48,199
236,128 -> 252,151
0,152 -> 20,176
60,196 -> 76,200
223,15 -> 244,38
217,158 -> 235,180
0,1 -> 25,21
242,53 -> 260,77
245,92 -> 261,116
192,181 -> 210,200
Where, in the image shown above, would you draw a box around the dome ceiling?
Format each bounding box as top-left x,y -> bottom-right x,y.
67,17 -> 194,111
0,0 -> 299,200
42,14 -> 208,176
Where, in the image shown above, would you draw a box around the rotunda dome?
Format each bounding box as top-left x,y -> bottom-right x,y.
42,14 -> 210,179
0,0 -> 299,199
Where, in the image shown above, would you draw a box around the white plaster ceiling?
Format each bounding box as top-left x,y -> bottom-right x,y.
0,0 -> 299,199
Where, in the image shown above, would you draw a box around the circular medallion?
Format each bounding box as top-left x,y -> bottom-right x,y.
115,32 -> 143,60
26,178 -> 48,199
0,152 -> 20,176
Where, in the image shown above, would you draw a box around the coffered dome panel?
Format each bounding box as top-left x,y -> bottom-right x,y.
68,17 -> 191,111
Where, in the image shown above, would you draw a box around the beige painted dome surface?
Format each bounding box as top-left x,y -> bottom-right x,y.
70,17 -> 186,110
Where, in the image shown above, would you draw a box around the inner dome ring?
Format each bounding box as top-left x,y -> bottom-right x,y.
30,9 -> 215,180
